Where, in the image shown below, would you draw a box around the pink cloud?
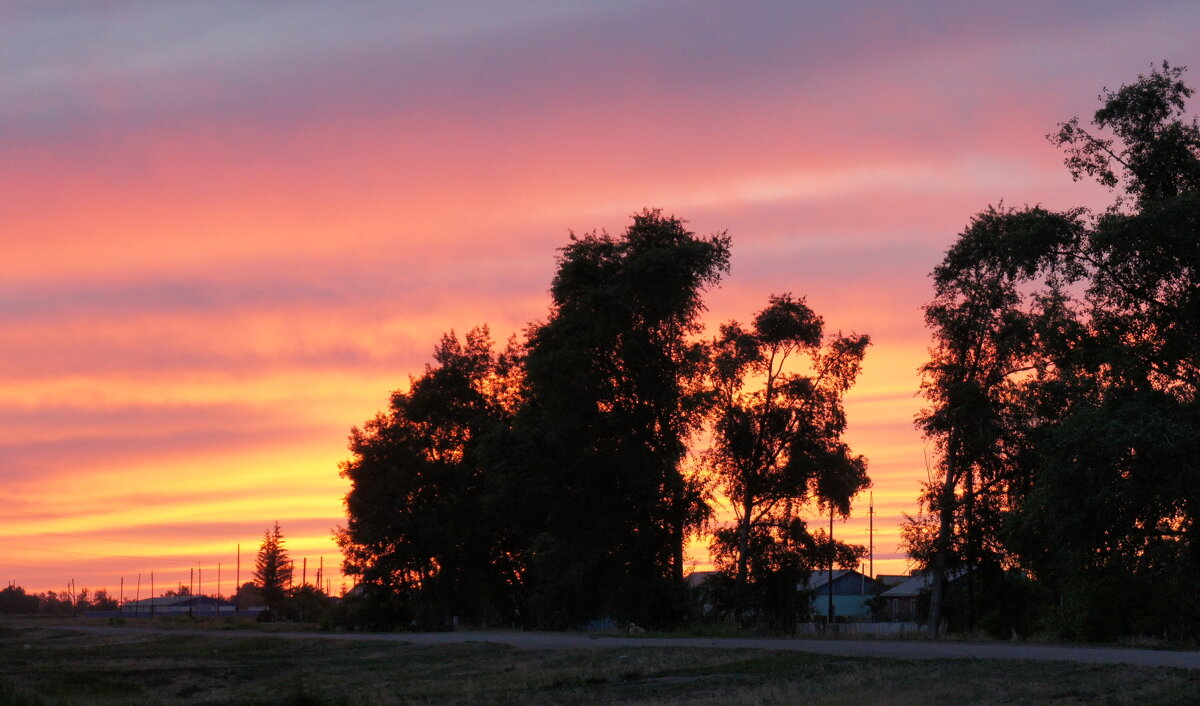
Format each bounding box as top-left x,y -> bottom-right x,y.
4,1 -> 1199,593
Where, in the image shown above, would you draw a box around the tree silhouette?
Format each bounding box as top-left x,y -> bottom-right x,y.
0,584 -> 38,614
336,327 -> 523,628
912,205 -> 1073,636
516,209 -> 730,628
1020,62 -> 1200,639
914,62 -> 1200,639
707,294 -> 870,627
254,521 -> 293,612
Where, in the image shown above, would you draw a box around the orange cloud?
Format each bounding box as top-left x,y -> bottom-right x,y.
6,2 -> 1198,596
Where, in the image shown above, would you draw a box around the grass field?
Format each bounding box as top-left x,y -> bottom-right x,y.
2,619 -> 1198,705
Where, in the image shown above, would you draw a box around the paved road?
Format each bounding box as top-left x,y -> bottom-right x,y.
65,626 -> 1200,670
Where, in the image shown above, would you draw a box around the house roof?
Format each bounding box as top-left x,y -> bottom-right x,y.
804,569 -> 857,591
875,574 -> 911,588
803,569 -> 889,595
879,573 -> 930,598
879,569 -> 967,598
122,595 -> 235,608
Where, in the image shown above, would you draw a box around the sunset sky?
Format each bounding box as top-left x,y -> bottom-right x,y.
4,1 -> 1199,598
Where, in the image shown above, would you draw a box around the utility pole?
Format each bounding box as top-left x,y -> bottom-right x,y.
150,571 -> 155,618
120,576 -> 124,606
236,544 -> 240,618
135,574 -> 141,617
869,492 -> 875,580
217,563 -> 221,600
302,557 -> 307,587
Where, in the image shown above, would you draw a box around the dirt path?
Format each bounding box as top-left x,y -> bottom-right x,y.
64,625 -> 1200,670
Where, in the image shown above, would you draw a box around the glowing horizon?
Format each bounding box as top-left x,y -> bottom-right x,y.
4,2 -> 1198,596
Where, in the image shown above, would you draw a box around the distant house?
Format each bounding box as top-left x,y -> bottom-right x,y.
875,574 -> 910,589
119,595 -> 240,618
803,569 -> 888,620
877,569 -> 967,622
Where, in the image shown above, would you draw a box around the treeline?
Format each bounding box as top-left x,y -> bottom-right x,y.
336,211 -> 872,631
0,583 -> 117,615
337,64 -> 1199,642
908,63 -> 1200,641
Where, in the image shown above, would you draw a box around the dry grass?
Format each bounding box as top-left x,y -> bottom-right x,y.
1,619 -> 1197,704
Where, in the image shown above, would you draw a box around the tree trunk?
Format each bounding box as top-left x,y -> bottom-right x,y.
735,494 -> 753,622
671,490 -> 685,584
827,508 -> 835,625
965,464 -> 975,635
928,440 -> 961,639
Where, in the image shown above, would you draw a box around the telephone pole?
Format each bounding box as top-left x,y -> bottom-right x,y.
869,492 -> 876,580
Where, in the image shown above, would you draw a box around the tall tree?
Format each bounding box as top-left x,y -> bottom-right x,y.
707,294 -> 870,627
336,327 -> 523,628
518,209 -> 730,628
912,205 -> 1079,636
1018,62 -> 1200,639
254,521 -> 293,612
914,62 -> 1200,639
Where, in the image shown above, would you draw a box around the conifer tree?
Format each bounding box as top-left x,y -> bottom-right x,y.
254,521 -> 293,612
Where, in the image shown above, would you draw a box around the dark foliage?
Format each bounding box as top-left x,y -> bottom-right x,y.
706,294 -> 871,629
254,522 -> 293,613
516,210 -> 731,629
337,212 -> 732,630
336,327 -> 524,629
911,63 -> 1200,640
335,210 -> 879,633
0,582 -> 117,615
